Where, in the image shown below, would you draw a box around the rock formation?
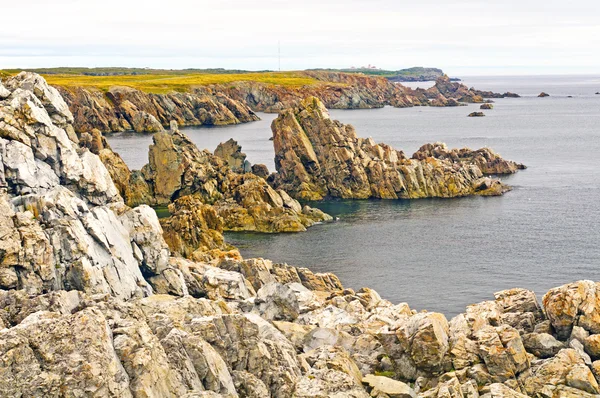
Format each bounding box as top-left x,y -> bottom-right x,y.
1,73 -> 599,398
270,97 -> 520,201
480,103 -> 494,110
56,85 -> 259,133
51,71 -> 513,133
0,72 -> 166,299
538,92 -> 550,97
95,121 -> 331,235
413,143 -> 527,175
468,111 -> 486,117
214,138 -> 250,173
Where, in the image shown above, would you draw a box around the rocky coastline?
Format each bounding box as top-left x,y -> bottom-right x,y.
3,73 -> 597,398
269,97 -> 523,201
53,72 -> 514,134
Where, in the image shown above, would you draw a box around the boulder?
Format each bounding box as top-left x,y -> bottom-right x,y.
362,374 -> 417,397
542,281 -> 600,339
538,92 -> 550,97
522,333 -> 564,358
468,111 -> 485,117
480,103 -> 494,109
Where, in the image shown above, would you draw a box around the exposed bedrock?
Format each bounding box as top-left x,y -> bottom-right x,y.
56,85 -> 259,133
53,72 -> 512,133
270,96 -> 524,201
1,73 -> 599,398
95,120 -> 331,236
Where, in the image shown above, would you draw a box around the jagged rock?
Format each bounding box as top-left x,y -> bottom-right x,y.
480,103 -> 494,109
362,374 -> 417,397
56,85 -> 259,133
271,97 -> 517,200
397,312 -> 450,372
0,81 -> 10,99
0,72 -> 166,298
538,92 -> 550,97
414,143 -> 527,175
584,334 -> 600,359
425,75 -> 485,103
542,280 -> 600,339
159,195 -> 231,259
0,308 -> 133,397
253,282 -> 300,321
474,324 -> 529,380
518,348 -> 595,395
132,128 -> 331,232
214,139 -> 248,173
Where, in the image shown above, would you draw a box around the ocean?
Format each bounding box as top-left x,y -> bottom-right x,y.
107,75 -> 600,316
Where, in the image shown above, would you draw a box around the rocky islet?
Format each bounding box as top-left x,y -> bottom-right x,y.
2,73 -> 598,397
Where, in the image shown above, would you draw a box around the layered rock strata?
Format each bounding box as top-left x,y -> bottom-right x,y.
270,96 -> 522,201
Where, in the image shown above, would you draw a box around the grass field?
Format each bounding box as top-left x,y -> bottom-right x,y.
0,69 -> 319,94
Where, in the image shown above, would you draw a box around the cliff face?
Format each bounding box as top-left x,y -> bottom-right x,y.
55,71 -> 510,133
270,97 -> 519,201
2,73 -> 600,398
57,85 -> 259,133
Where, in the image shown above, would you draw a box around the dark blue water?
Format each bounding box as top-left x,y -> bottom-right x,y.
108,75 -> 600,316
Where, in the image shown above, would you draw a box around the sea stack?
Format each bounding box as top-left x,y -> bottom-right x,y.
270,96 -> 522,200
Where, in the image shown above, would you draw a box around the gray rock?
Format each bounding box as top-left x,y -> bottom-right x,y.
522,332 -> 564,358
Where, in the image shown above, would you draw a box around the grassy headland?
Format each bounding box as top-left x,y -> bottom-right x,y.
0,68 -> 320,94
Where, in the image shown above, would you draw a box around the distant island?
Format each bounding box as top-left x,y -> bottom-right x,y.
0,66 -> 459,82
307,66 -> 460,82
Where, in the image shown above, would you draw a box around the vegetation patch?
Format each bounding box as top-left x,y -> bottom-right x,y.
0,69 -> 319,94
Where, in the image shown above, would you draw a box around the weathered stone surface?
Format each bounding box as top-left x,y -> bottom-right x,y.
131,128 -> 331,233
414,143 -> 527,175
362,374 -> 417,397
57,84 -> 259,133
543,280 -> 600,339
522,333 -> 564,358
270,97 -> 519,200
214,138 -> 249,173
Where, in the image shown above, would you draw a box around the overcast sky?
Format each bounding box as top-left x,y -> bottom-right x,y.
1,0 -> 599,75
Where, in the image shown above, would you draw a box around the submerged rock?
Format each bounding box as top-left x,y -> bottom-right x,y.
468,111 -> 485,117
270,96 -> 519,200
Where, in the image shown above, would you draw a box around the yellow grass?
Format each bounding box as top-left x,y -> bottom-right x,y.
40,72 -> 319,94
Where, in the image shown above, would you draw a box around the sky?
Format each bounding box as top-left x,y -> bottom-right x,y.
1,0 -> 599,76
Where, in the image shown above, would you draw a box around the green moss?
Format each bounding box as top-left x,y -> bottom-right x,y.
374,370 -> 396,378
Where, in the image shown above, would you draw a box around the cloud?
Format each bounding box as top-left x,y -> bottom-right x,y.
1,0 -> 598,75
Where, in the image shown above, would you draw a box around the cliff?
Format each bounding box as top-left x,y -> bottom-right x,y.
56,85 -> 259,133
1,73 -> 600,398
270,97 -> 521,201
50,71 -> 510,133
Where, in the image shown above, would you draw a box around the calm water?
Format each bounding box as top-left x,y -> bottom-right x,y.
107,75 -> 600,316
